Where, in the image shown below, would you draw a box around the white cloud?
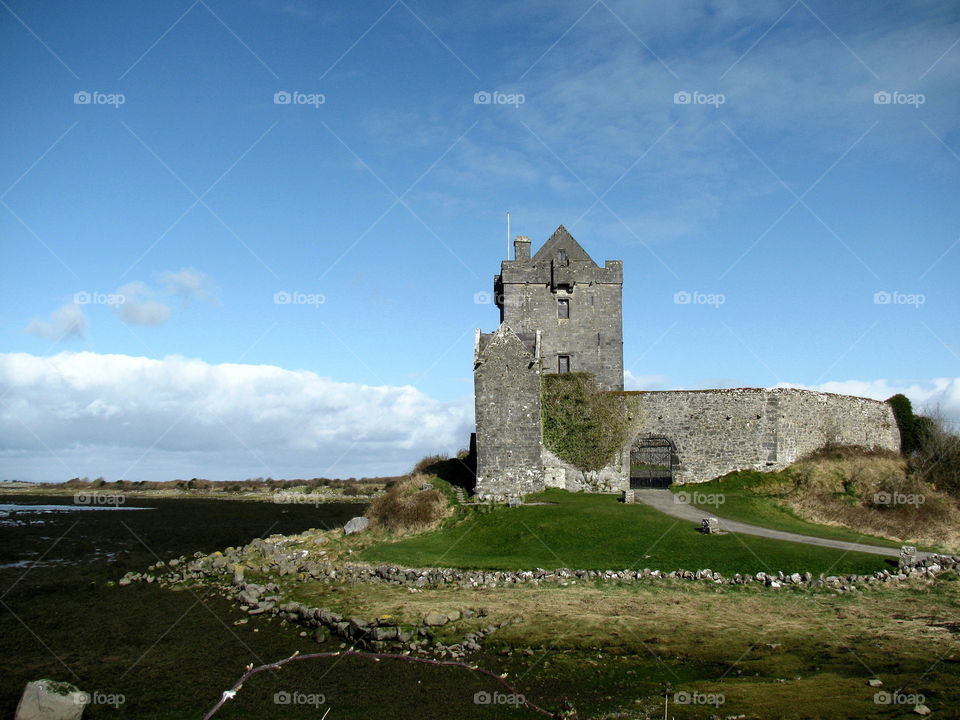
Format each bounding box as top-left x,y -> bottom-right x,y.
623,371 -> 669,391
775,378 -> 960,422
24,303 -> 86,341
0,352 -> 473,483
160,267 -> 216,304
114,282 -> 171,326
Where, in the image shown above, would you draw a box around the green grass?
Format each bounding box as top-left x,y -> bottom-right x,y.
679,470 -> 906,548
360,489 -> 893,575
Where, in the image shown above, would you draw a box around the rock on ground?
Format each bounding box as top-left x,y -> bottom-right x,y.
343,517 -> 369,535
15,679 -> 86,720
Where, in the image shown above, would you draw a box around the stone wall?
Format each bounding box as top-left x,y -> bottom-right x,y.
775,389 -> 900,464
541,388 -> 900,489
621,388 -> 900,485
626,389 -> 778,485
473,326 -> 545,499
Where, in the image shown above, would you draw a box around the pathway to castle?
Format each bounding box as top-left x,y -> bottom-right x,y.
633,489 -> 913,558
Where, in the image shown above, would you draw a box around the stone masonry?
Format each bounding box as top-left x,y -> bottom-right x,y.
473,325 -> 544,497
494,225 -> 623,391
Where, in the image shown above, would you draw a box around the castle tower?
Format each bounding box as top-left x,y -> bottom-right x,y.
494,225 -> 624,391
474,226 -> 623,499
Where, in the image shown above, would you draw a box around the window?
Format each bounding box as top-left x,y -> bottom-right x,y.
558,355 -> 570,373
558,249 -> 568,266
557,298 -> 570,319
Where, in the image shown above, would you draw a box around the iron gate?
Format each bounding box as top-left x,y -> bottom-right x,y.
630,437 -> 674,488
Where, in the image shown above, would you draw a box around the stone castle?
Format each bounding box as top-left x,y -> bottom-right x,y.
473,226 -> 900,500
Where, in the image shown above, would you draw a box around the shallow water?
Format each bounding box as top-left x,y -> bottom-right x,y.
0,494 -> 375,719
0,503 -> 154,512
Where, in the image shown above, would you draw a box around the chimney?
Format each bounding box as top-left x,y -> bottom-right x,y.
513,235 -> 530,261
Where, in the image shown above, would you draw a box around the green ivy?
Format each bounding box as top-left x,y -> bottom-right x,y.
540,373 -> 635,472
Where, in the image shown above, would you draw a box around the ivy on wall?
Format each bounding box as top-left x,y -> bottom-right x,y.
540,373 -> 636,472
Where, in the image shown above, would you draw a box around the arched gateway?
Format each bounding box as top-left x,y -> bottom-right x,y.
629,436 -> 676,488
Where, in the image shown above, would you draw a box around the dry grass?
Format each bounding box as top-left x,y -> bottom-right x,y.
291,574 -> 960,661
363,474 -> 452,533
785,450 -> 960,549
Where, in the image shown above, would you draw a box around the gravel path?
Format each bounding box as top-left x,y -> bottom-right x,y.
632,489 -> 912,558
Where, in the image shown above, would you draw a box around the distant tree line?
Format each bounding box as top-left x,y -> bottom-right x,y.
55,475 -> 400,494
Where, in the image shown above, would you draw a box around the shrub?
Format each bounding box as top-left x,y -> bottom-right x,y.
912,412 -> 960,497
786,446 -> 960,548
887,393 -> 931,455
364,474 -> 451,532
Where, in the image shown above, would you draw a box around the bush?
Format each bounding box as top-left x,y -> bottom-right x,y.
887,393 -> 932,455
786,446 -> 960,548
912,413 -> 960,497
364,474 -> 451,533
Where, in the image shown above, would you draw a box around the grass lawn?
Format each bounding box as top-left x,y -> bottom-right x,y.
359,489 -> 893,575
680,471 -> 907,548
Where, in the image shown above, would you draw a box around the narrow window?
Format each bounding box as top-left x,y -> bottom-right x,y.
558,249 -> 568,266
558,355 -> 570,373
558,298 -> 570,319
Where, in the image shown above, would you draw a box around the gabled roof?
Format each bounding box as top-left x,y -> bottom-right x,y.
531,225 -> 597,267
475,323 -> 538,362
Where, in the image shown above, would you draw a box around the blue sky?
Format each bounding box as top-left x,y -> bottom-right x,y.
1,0 -> 958,482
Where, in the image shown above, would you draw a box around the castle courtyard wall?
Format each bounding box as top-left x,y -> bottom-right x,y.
539,388 -> 901,491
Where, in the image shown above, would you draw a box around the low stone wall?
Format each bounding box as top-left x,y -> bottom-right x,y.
119,533 -> 958,660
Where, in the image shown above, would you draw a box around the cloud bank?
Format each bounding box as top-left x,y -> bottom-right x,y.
1,352 -> 956,483
0,352 -> 472,483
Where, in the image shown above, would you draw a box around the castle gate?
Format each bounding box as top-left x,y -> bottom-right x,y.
629,437 -> 675,488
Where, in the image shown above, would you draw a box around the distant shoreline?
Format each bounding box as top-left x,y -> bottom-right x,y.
0,487 -> 375,503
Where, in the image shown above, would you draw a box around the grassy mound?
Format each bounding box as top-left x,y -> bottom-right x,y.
359,489 -> 890,575
691,447 -> 960,552
364,474 -> 454,533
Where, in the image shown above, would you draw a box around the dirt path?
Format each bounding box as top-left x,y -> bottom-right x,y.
632,489 -> 918,559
